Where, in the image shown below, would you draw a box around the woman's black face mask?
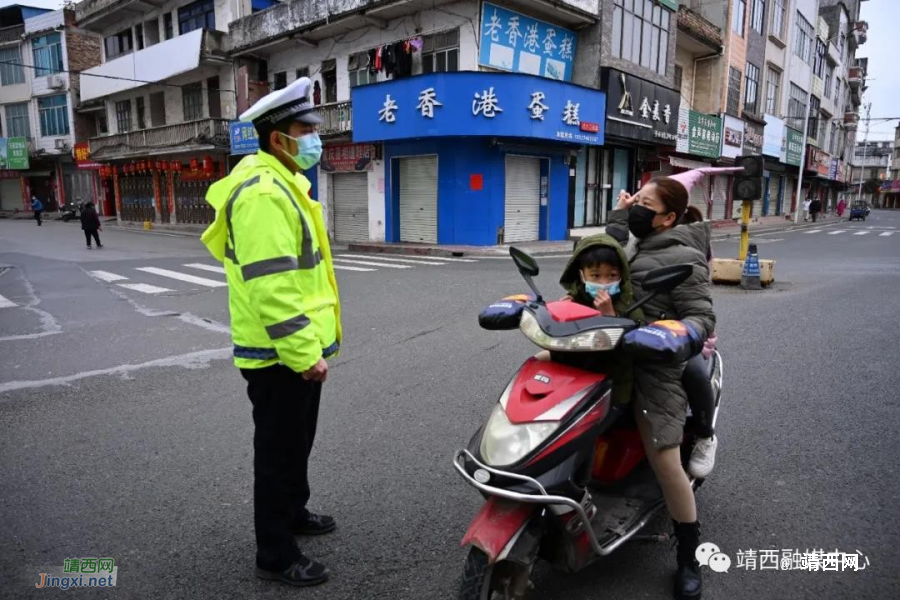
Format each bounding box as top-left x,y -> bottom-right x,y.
628,204 -> 668,238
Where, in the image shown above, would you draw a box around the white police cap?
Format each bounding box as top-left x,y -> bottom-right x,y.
239,76 -> 323,126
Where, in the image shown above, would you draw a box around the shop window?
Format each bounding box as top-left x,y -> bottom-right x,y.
183,82 -> 204,121
348,52 -> 376,88
116,99 -> 132,133
765,66 -> 781,115
32,33 -> 63,76
422,29 -> 459,74
0,47 -> 25,85
38,94 -> 69,137
744,62 -> 760,115
611,0 -> 670,76
5,103 -> 31,138
179,0 -> 215,35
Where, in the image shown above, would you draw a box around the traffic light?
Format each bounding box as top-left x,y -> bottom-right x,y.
732,155 -> 764,201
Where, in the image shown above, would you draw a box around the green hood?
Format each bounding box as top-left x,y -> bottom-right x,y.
559,233 -> 636,316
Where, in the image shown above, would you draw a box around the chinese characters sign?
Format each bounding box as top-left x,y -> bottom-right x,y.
0,137 -> 29,170
602,69 -> 680,144
807,147 -> 831,176
352,72 -> 606,146
479,3 -> 577,82
321,143 -> 376,173
676,108 -> 722,159
763,114 -> 785,157
743,121 -> 764,155
230,121 -> 260,155
73,142 -> 102,169
721,115 -> 744,160
784,128 -> 803,166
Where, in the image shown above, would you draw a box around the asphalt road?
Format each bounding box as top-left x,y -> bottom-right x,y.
1,211 -> 898,599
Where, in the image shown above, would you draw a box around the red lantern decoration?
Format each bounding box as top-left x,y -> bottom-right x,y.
189,158 -> 199,172
123,164 -> 130,175
156,160 -> 163,172
140,160 -> 148,172
202,155 -> 213,176
171,161 -> 182,173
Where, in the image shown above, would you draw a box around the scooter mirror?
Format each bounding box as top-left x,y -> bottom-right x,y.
509,247 -> 539,277
642,264 -> 693,293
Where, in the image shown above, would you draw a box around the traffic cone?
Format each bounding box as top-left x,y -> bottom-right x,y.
740,243 -> 762,290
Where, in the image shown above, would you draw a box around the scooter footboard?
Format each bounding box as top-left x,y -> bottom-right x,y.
461,497 -> 537,564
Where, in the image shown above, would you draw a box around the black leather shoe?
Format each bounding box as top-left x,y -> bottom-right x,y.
672,520 -> 702,599
294,512 -> 336,536
256,556 -> 329,587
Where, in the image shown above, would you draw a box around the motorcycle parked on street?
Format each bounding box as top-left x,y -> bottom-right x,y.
61,199 -> 83,222
454,248 -> 723,600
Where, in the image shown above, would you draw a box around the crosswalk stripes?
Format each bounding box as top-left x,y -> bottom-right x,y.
801,228 -> 897,237
336,254 -> 448,266
333,264 -> 376,272
136,266 -> 228,288
827,230 -> 846,235
0,294 -> 17,309
184,263 -> 226,275
853,231 -> 869,236
880,231 -> 896,237
118,283 -> 173,294
804,230 -> 822,234
331,258 -> 411,269
88,270 -> 128,282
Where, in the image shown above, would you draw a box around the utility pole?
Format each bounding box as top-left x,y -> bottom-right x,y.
792,0 -> 823,224
856,101 -> 872,204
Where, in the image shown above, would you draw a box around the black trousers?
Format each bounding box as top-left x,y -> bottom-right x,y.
241,365 -> 322,571
683,354 -> 715,438
34,210 -> 42,225
84,229 -> 101,246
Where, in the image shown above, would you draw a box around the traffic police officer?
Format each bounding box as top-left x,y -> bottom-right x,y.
202,77 -> 341,587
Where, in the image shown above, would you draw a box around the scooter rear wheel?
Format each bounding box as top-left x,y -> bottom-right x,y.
458,547 -> 531,600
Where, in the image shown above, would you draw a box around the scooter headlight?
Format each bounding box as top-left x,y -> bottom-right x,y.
479,403 -> 560,467
520,311 -> 622,352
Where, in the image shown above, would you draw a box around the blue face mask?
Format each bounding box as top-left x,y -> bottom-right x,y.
280,132 -> 322,170
584,280 -> 621,298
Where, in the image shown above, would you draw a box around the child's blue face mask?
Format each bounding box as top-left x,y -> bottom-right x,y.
585,280 -> 621,298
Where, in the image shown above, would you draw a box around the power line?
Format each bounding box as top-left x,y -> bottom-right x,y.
0,60 -> 237,95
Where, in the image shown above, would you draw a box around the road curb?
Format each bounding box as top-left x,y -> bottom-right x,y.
711,219 -> 841,241
346,242 -> 573,258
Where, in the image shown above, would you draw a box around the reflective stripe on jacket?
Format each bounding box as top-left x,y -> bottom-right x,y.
201,151 -> 342,373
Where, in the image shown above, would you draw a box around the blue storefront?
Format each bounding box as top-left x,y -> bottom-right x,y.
351,72 -> 605,246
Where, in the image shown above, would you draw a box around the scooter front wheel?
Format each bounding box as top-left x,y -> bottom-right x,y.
458,547 -> 532,600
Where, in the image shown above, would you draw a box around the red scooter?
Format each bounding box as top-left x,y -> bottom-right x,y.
455,248 -> 723,600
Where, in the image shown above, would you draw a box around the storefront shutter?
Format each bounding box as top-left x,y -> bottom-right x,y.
0,179 -> 22,211
504,155 -> 541,243
399,156 -> 438,244
689,177 -> 709,219
332,172 -> 369,242
766,174 -> 781,216
711,175 -> 729,220
782,176 -> 795,215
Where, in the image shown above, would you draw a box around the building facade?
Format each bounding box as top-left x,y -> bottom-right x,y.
0,6 -> 102,214
74,0 -> 251,225
849,139 -> 889,205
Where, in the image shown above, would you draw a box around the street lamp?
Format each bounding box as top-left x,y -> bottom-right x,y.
792,17 -> 867,223
856,102 -> 872,204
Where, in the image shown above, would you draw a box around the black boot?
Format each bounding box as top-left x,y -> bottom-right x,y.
672,520 -> 702,599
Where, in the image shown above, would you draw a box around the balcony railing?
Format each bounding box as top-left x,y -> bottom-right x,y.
319,101 -> 352,137
89,118 -> 230,159
847,67 -> 862,88
0,24 -> 24,45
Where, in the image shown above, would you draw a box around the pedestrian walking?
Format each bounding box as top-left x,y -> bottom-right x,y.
31,195 -> 43,226
810,198 -> 822,222
80,202 -> 103,249
201,77 -> 341,588
803,198 -> 812,222
837,198 -> 847,217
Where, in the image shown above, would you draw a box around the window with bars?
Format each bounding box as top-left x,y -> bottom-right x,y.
38,94 -> 69,137
751,0 -> 765,34
5,103 -> 31,138
422,29 -> 460,74
727,66 -> 742,116
611,0 -> 671,77
0,47 -> 25,86
788,83 -> 807,131
182,82 -> 203,120
794,13 -> 814,64
808,95 -> 820,139
179,0 -> 215,35
824,63 -> 833,99
765,66 -> 781,115
813,39 -> 826,78
347,52 -> 376,88
32,33 -> 63,77
733,0 -> 746,35
744,62 -> 760,115
104,29 -> 133,60
771,0 -> 786,39
115,99 -> 132,133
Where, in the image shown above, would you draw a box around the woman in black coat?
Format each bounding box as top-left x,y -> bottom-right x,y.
80,202 -> 103,249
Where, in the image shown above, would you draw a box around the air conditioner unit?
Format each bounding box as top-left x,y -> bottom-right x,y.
48,75 -> 65,89
54,139 -> 69,151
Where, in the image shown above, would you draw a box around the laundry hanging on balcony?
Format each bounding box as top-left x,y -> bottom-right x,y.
366,37 -> 422,79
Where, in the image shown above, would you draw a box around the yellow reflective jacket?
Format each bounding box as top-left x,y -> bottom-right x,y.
201,151 -> 342,373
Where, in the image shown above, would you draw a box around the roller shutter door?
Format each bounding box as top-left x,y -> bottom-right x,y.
782,177 -> 795,215
399,156 -> 438,244
766,174 -> 781,216
0,179 -> 22,211
332,173 -> 369,242
504,156 -> 541,243
689,176 -> 709,219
